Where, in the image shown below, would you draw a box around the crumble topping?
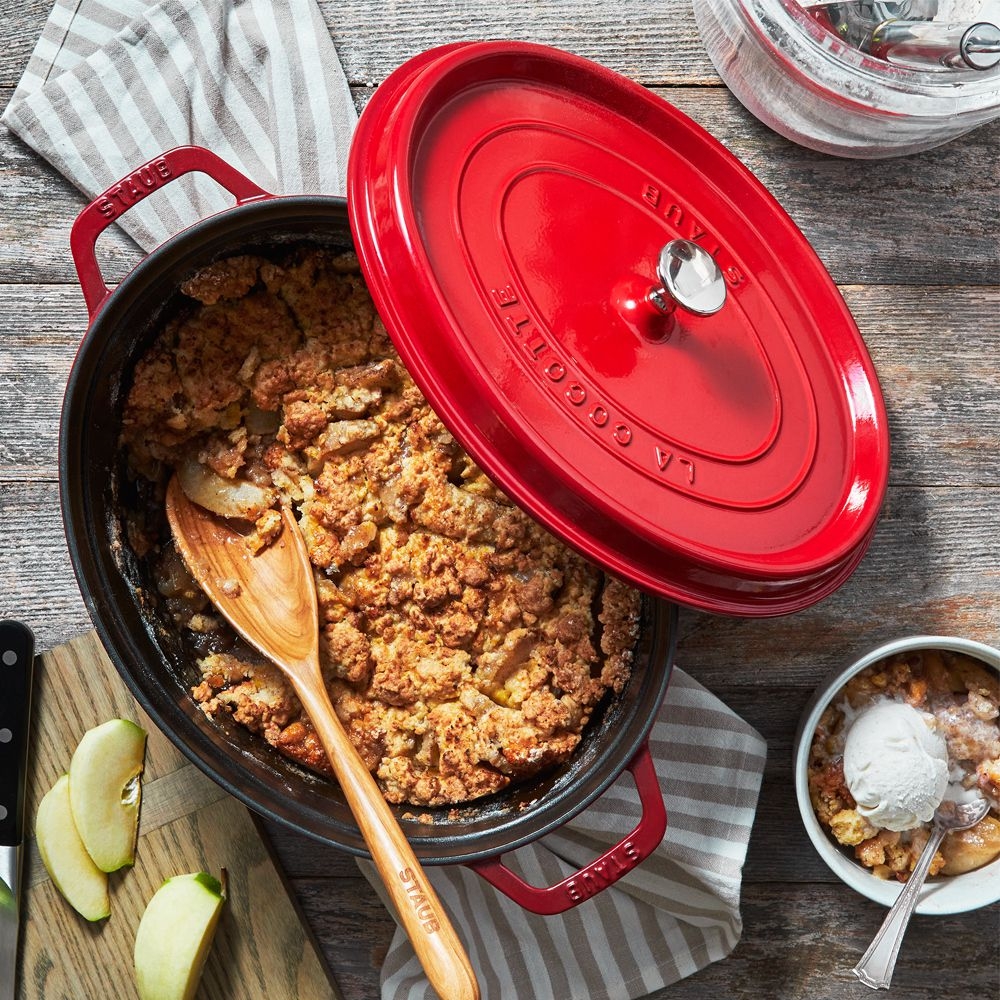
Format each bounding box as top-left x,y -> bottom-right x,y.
808,648 -> 1000,881
122,249 -> 641,807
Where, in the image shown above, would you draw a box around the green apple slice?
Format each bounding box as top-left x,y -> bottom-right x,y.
35,774 -> 110,921
68,718 -> 147,872
134,871 -> 226,1000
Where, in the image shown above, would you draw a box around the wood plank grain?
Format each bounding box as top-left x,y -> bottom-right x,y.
293,875 -> 396,1000
287,874 -> 1000,1000
3,5 -> 998,1000
0,117 -> 143,283
2,474 -> 998,659
673,476 -> 1000,691
0,0 -> 717,91
1,283 -> 997,482
21,632 -> 341,1000
317,0 -> 717,86
0,0 -> 48,89
3,84 -> 998,287
654,883 -> 998,1000
0,480 -> 88,646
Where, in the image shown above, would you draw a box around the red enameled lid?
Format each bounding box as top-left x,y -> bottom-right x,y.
347,41 -> 890,617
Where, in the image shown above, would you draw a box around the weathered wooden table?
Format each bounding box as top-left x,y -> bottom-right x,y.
3,2 -> 999,997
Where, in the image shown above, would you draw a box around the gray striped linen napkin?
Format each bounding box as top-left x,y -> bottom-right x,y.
2,0 -> 355,248
3,3 -> 768,998
359,669 -> 767,999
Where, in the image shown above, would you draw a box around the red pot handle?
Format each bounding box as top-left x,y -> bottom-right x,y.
70,145 -> 273,318
468,741 -> 666,915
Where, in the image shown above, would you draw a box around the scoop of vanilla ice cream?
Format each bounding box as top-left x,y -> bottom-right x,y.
843,699 -> 949,832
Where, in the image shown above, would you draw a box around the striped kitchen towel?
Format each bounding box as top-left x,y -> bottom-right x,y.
3,4 -> 768,998
1,0 -> 355,250
359,669 -> 767,999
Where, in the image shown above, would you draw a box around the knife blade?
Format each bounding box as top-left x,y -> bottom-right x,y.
0,620 -> 35,1000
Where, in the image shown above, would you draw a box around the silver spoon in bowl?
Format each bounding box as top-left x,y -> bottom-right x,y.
853,796 -> 991,989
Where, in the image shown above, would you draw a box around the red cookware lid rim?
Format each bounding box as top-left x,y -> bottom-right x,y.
347,40 -> 890,616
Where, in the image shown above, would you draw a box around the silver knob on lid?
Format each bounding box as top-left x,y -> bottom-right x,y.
649,239 -> 727,317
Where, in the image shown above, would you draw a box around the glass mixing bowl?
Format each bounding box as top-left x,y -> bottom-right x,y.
694,0 -> 1000,157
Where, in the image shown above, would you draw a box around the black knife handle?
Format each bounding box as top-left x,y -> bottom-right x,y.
0,620 -> 35,848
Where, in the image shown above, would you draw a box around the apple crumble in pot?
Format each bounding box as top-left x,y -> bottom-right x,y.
808,647 -> 1000,882
121,249 -> 641,808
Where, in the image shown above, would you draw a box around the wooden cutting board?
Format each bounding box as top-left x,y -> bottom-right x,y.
18,631 -> 342,1000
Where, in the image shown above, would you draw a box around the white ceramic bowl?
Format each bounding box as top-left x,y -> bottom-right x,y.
794,635 -> 1000,914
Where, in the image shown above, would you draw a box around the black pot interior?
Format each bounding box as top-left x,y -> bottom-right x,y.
60,195 -> 677,863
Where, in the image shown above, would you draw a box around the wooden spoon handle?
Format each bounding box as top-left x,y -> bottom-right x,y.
294,680 -> 480,1000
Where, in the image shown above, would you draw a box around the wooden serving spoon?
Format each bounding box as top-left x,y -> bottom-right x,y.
165,477 -> 479,1000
